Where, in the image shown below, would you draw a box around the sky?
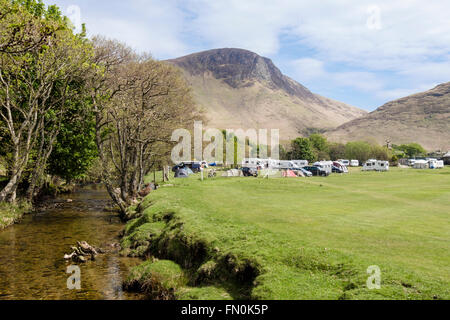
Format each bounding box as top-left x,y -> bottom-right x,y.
44,0 -> 450,111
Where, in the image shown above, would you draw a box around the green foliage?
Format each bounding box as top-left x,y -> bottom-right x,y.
309,134 -> 329,153
47,99 -> 97,182
397,143 -> 427,158
345,141 -> 373,163
288,138 -> 317,162
329,142 -> 346,161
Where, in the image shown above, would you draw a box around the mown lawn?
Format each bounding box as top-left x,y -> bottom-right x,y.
124,167 -> 450,300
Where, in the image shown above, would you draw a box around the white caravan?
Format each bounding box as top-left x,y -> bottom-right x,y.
362,160 -> 390,172
350,160 -> 359,167
428,159 -> 444,169
275,161 -> 301,170
242,158 -> 263,169
291,160 -> 309,168
337,159 -> 350,166
314,161 -> 333,174
413,160 -> 428,169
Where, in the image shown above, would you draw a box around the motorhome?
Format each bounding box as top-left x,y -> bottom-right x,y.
350,160 -> 359,167
314,161 -> 333,175
291,160 -> 309,168
362,160 -> 389,172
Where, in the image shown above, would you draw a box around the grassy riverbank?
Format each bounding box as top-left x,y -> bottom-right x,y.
0,201 -> 31,230
122,167 -> 450,300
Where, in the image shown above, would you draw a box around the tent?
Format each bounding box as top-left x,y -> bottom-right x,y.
175,168 -> 190,178
283,170 -> 298,178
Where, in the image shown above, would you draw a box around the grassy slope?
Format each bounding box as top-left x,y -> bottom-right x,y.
123,167 -> 450,300
0,201 -> 31,230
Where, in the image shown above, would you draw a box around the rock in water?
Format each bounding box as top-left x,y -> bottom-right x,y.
64,241 -> 102,263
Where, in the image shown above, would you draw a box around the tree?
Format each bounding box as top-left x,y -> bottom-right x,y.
288,138 -> 317,163
345,141 -> 372,163
398,143 -> 427,158
329,142 -> 346,161
309,134 -> 329,153
46,95 -> 98,183
90,38 -> 200,214
0,0 -> 93,202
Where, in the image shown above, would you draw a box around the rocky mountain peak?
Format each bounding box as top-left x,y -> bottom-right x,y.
167,48 -> 314,99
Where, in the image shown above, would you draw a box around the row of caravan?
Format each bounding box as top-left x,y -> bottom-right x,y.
242,159 -> 347,175
242,158 -> 308,170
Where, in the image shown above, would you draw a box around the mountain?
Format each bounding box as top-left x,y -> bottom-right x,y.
167,48 -> 366,140
328,83 -> 450,151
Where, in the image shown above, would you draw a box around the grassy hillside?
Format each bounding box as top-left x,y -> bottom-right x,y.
122,167 -> 450,300
168,48 -> 367,140
328,82 -> 450,151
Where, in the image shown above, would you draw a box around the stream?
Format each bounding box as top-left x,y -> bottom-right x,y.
0,185 -> 143,300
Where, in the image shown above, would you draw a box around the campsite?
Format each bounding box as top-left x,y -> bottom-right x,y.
123,165 -> 450,300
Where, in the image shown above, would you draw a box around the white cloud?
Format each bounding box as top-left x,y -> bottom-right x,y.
47,0 -> 450,107
291,58 -> 384,93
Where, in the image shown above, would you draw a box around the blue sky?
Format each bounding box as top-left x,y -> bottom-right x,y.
44,0 -> 450,111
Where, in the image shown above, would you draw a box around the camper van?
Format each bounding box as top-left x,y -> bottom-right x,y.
291,160 -> 309,168
362,160 -> 389,172
350,160 -> 359,167
428,159 -> 444,169
314,161 -> 333,175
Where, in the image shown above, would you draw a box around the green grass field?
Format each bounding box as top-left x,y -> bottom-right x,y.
123,167 -> 450,300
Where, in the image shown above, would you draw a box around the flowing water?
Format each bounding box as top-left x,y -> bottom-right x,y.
0,185 -> 143,300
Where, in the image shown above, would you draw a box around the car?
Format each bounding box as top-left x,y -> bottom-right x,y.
242,167 -> 258,177
303,166 -> 329,177
332,165 -> 345,174
292,167 -> 313,177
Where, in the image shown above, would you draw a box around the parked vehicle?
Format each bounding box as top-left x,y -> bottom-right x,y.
242,167 -> 259,177
275,161 -> 301,170
337,159 -> 350,166
350,160 -> 359,167
332,166 -> 345,174
303,166 -> 329,177
313,161 -> 333,175
362,160 -> 389,172
291,167 -> 313,177
333,161 -> 349,173
429,159 -> 444,169
291,160 -> 309,168
242,158 -> 264,169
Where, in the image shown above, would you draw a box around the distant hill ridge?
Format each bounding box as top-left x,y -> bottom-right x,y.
327,82 -> 450,151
